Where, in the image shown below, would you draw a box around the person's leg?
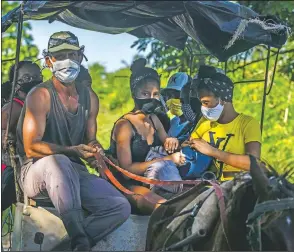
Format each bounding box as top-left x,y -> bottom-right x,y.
126,185 -> 166,215
22,154 -> 91,250
144,160 -> 183,193
74,164 -> 131,245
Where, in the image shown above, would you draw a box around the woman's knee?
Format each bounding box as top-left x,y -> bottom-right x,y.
126,186 -> 164,215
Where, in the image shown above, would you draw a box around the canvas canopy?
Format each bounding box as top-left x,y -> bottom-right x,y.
1,1 -> 289,61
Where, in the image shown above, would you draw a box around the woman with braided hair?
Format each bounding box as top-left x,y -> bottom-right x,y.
109,58 -> 186,214
189,65 -> 261,181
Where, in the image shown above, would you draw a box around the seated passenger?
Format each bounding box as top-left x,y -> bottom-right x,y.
109,58 -> 186,214
16,31 -> 130,250
189,65 -> 261,181
161,72 -> 192,138
1,61 -> 43,212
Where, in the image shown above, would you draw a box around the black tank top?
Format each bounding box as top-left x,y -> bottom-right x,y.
109,114 -> 162,163
16,79 -> 90,165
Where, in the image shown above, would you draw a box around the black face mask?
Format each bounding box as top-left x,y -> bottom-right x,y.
134,98 -> 163,114
18,81 -> 41,94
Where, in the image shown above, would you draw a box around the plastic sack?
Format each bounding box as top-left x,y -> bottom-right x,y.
179,146 -> 212,179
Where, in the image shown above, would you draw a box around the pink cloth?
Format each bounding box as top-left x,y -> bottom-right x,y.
13,97 -> 24,106
2,163 -> 7,172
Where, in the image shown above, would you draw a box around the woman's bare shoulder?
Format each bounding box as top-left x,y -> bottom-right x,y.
113,117 -> 133,140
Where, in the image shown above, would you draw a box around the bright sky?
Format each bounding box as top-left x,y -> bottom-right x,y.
30,20 -> 151,72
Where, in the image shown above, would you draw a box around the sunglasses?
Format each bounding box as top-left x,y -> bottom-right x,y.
17,74 -> 43,85
48,37 -> 79,49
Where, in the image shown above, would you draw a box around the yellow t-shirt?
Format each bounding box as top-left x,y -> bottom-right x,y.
191,114 -> 261,180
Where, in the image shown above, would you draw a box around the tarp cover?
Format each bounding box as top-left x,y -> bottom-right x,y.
1,1 -> 289,61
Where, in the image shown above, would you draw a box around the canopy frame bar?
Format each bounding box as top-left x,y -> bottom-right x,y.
260,46 -> 271,135
3,1 -> 25,207
3,2 -> 24,149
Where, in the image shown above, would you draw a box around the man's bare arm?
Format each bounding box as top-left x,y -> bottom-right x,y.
22,87 -> 94,158
189,139 -> 261,171
85,89 -> 103,149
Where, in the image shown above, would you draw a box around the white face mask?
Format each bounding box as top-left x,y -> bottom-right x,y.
201,99 -> 224,121
49,58 -> 80,84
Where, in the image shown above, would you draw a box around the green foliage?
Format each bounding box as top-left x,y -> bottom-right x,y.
91,65 -> 134,148
230,48 -> 294,169
90,64 -> 132,110
41,68 -> 53,81
1,1 -> 39,82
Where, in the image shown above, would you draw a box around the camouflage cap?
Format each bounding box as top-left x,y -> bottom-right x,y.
48,31 -> 80,53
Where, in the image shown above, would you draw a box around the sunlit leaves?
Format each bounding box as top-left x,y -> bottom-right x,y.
1,1 -> 39,82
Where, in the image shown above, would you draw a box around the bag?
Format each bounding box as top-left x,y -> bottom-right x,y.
179,146 -> 213,179
145,183 -> 209,251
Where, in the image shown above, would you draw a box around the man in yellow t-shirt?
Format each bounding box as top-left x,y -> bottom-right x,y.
188,65 -> 261,181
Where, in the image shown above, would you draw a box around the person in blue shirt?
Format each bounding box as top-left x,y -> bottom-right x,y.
161,72 -> 193,138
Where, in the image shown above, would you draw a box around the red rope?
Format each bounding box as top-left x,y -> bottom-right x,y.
99,153 -> 204,186
93,152 -> 229,242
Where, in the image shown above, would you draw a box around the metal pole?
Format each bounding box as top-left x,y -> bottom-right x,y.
186,44 -> 194,76
234,79 -> 265,85
190,54 -> 194,77
3,3 -> 24,149
260,46 -> 271,135
266,49 -> 280,95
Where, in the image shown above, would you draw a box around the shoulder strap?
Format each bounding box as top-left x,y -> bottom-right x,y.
122,117 -> 138,134
149,114 -> 157,131
13,97 -> 24,107
109,114 -> 137,146
37,79 -> 53,89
